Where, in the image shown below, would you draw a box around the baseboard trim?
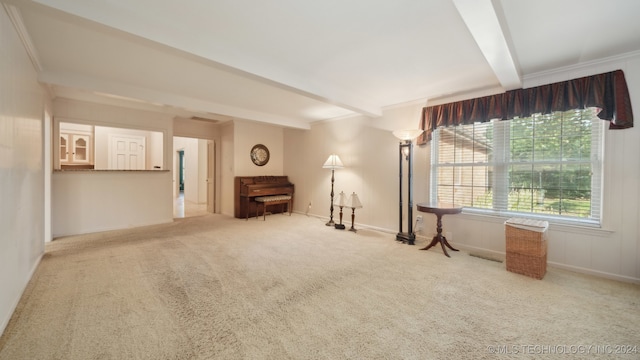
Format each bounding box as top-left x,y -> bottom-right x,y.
546,262 -> 640,284
52,218 -> 174,239
293,211 -> 397,235
400,233 -> 640,284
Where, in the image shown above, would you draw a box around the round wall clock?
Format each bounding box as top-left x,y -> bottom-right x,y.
250,144 -> 270,166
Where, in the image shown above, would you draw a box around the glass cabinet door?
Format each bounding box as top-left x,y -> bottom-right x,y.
60,134 -> 69,162
60,133 -> 91,164
73,135 -> 89,162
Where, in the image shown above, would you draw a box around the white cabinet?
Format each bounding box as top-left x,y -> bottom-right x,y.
60,132 -> 92,165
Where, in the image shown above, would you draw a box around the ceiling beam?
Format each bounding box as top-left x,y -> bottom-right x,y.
38,71 -> 311,129
30,0 -> 383,118
453,0 -> 521,90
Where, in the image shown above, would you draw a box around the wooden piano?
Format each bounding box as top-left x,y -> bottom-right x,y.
234,176 -> 295,219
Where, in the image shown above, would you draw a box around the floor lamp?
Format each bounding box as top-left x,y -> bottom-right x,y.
392,129 -> 424,245
323,154 -> 344,226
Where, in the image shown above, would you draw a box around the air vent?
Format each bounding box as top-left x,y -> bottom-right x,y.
190,116 -> 219,123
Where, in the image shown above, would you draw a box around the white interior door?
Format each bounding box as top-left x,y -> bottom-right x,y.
109,134 -> 146,170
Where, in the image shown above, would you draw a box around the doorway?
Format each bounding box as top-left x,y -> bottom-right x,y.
173,137 -> 213,218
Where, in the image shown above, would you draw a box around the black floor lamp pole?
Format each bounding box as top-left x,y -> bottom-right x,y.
397,143 -> 404,234
323,154 -> 344,226
326,168 -> 335,226
393,129 -> 423,245
408,141 -> 414,242
396,140 -> 416,245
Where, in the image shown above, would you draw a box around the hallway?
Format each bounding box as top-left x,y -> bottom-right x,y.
173,191 -> 208,218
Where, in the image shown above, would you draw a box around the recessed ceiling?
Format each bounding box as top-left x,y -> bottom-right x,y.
6,0 -> 640,129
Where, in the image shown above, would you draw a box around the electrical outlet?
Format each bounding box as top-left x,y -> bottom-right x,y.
415,215 -> 423,231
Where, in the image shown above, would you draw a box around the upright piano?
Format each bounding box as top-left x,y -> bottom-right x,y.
234,176 -> 295,219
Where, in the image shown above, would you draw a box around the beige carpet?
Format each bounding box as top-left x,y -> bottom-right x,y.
1,213 -> 639,359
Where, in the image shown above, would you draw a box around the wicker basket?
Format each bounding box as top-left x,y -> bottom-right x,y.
505,221 -> 548,279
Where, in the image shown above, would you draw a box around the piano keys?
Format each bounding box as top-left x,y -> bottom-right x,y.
234,176 -> 294,219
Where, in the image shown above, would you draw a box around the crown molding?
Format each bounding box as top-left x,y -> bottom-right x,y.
3,3 -> 54,98
523,50 -> 640,83
3,4 -> 43,72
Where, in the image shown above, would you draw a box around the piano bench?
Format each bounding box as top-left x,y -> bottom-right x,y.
254,195 -> 292,221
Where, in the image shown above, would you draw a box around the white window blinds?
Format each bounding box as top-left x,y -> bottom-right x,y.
431,108 -> 603,223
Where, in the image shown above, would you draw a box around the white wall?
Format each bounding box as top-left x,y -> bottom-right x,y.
150,131 -> 164,169
220,122 -> 235,216
51,99 -> 174,237
44,111 -> 52,243
51,171 -> 173,236
234,120 -> 284,176
0,7 -> 50,334
285,56 -> 640,283
285,117 -> 408,231
217,119 -> 286,217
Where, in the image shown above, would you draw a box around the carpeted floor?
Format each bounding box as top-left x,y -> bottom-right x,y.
1,213 -> 638,359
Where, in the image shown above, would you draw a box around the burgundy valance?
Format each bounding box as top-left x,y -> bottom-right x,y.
417,70 -> 633,144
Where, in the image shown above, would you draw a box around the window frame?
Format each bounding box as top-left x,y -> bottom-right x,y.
430,109 -> 604,227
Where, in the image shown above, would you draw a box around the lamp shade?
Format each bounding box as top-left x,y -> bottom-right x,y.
392,129 -> 424,141
346,192 -> 363,209
322,154 -> 344,169
334,191 -> 347,207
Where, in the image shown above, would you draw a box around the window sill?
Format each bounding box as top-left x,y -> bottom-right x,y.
456,209 -> 614,236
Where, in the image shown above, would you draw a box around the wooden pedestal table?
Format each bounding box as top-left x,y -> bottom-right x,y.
416,203 -> 463,257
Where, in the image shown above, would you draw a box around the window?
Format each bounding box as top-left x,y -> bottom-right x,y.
431,108 -> 602,223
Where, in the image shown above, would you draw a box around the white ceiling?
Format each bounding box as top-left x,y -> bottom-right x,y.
6,0 -> 640,129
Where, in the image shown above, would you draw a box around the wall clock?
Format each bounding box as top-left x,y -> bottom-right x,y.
250,144 -> 270,166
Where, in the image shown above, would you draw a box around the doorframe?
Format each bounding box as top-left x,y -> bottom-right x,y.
172,136 -> 216,215
44,110 -> 52,243
207,140 -> 215,213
